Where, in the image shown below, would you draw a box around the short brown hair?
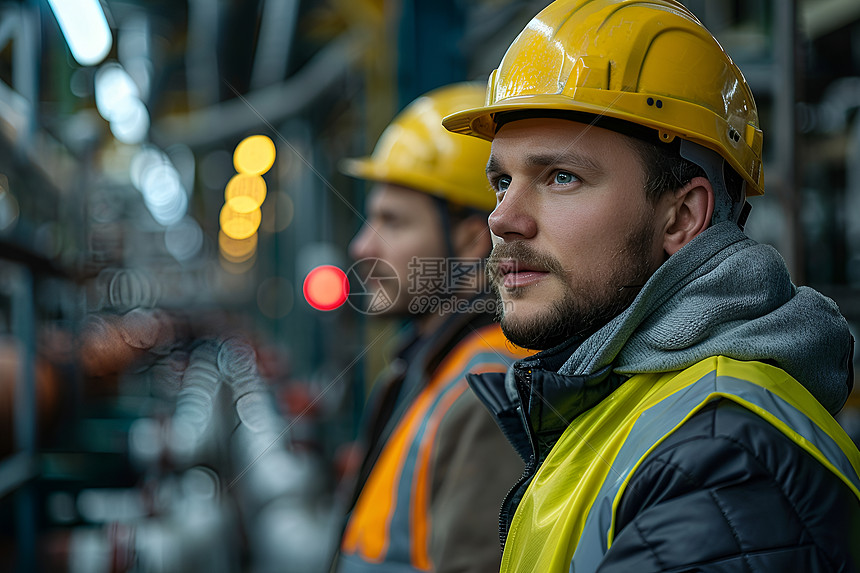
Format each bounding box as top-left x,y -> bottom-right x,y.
626,136 -> 744,208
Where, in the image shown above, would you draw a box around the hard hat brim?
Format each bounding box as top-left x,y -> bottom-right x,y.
339,156 -> 496,212
442,94 -> 764,197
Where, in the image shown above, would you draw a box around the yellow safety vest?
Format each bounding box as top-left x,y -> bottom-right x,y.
340,324 -> 533,572
500,356 -> 860,573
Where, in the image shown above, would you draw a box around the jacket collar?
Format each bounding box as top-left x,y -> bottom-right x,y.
468,351 -> 619,463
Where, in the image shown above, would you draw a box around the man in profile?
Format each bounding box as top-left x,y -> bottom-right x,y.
333,82 -> 532,572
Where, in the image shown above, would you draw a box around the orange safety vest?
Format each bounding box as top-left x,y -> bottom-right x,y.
339,324 -> 531,572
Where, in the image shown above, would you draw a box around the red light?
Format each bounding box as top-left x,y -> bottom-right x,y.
303,265 -> 349,311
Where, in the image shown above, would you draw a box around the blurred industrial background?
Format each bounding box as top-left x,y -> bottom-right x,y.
1,0 -> 859,571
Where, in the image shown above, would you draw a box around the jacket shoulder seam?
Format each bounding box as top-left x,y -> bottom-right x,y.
631,517 -> 665,570
705,488 -> 754,573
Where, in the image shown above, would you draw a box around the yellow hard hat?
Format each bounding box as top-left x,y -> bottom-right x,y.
443,0 -> 764,196
340,83 -> 496,211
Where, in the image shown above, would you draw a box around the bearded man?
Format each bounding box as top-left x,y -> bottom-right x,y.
443,1 -> 860,571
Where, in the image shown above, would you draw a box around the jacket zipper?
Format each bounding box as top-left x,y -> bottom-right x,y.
498,367 -> 540,550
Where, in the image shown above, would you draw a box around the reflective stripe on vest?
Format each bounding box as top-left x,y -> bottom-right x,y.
341,324 -> 532,572
499,356 -> 860,573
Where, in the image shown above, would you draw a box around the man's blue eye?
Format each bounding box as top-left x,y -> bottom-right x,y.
498,177 -> 511,192
555,171 -> 575,184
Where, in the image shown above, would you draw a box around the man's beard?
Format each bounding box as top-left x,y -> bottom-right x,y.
487,217 -> 657,351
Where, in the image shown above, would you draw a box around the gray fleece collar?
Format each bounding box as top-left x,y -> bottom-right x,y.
553,222 -> 853,414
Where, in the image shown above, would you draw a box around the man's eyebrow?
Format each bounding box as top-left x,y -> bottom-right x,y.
523,151 -> 602,172
486,151 -> 602,175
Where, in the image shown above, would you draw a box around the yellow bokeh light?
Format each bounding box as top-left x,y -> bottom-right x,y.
220,253 -> 256,274
220,198 -> 262,240
233,135 -> 276,175
226,195 -> 258,214
218,230 -> 258,262
225,173 -> 267,208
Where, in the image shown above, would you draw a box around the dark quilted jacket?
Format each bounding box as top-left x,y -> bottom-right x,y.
602,401 -> 860,572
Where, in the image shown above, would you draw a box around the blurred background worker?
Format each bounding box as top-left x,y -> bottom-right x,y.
332,82 -> 533,572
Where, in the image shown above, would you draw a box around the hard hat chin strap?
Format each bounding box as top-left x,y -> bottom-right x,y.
679,139 -> 751,231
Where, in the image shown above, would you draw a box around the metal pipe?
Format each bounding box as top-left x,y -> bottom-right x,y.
773,0 -> 803,280
250,0 -> 300,90
11,262 -> 36,573
152,33 -> 367,148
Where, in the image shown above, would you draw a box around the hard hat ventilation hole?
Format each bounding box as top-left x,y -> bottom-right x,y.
646,97 -> 664,108
728,127 -> 741,142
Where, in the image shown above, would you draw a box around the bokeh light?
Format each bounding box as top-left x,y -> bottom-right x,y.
220,198 -> 262,240
233,135 -> 276,175
165,218 -> 204,262
106,268 -> 160,310
220,254 -> 257,275
110,98 -> 150,144
140,163 -> 188,226
129,145 -> 188,226
219,230 -> 258,263
130,146 -> 169,190
218,135 -> 276,274
95,64 -> 140,122
47,0 -> 112,66
96,61 -> 152,146
303,265 -> 349,311
140,163 -> 182,206
225,173 -> 267,208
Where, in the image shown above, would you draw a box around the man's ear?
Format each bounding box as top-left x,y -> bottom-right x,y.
453,214 -> 492,259
663,176 -> 714,256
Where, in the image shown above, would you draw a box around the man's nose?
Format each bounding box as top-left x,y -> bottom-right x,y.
488,184 -> 537,241
348,224 -> 375,261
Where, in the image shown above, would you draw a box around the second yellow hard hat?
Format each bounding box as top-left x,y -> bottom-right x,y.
341,82 -> 495,211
